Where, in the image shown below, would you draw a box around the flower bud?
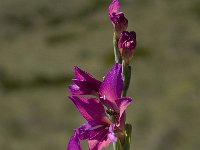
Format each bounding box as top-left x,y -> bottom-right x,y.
118,31 -> 136,64
110,13 -> 128,39
109,0 -> 128,39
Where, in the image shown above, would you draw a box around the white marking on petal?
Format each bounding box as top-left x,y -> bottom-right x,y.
90,125 -> 104,130
84,123 -> 92,130
72,84 -> 80,90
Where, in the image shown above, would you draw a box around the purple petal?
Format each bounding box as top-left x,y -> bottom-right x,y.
118,31 -> 136,50
67,122 -> 110,150
99,63 -> 123,102
68,96 -> 111,123
108,125 -> 117,142
109,0 -> 121,16
67,132 -> 81,150
110,12 -> 128,27
69,80 -> 97,95
69,66 -> 102,95
69,84 -> 85,95
88,129 -> 111,150
74,66 -> 101,87
116,97 -> 132,119
77,121 -> 107,140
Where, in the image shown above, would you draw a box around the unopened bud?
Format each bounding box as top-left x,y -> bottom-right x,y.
118,31 -> 136,64
110,13 -> 128,39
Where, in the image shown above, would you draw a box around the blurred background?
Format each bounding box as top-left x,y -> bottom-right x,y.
0,0 -> 199,149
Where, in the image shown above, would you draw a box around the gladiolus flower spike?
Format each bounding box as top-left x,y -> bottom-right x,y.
67,0 -> 137,150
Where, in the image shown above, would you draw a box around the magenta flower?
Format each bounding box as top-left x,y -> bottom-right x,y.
69,66 -> 101,95
67,64 -> 133,150
118,31 -> 136,64
109,0 -> 128,39
67,96 -> 116,150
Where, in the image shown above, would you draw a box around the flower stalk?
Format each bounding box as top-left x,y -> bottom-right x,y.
67,0 -> 136,150
123,124 -> 132,150
113,32 -> 122,64
122,61 -> 131,97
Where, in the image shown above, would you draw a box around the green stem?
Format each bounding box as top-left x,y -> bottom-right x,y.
113,139 -> 123,150
122,61 -> 131,97
121,61 -> 132,150
123,124 -> 132,150
113,33 -> 122,64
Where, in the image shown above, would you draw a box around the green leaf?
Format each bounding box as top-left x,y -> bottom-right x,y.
123,124 -> 132,150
